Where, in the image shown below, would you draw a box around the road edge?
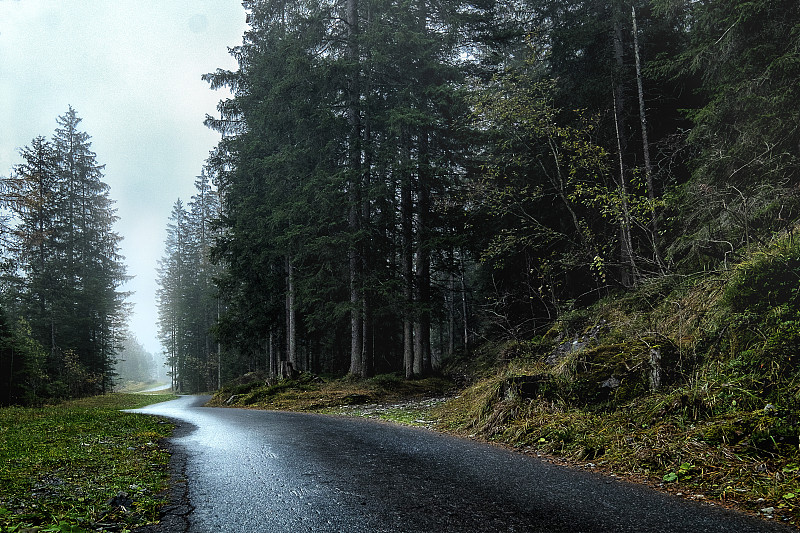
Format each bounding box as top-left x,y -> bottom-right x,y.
133,420 -> 196,533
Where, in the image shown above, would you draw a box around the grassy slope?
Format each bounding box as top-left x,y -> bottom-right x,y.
434,232 -> 800,526
0,393 -> 175,533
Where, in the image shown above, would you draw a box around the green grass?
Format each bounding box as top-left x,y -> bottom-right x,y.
210,372 -> 453,412
0,393 -> 176,532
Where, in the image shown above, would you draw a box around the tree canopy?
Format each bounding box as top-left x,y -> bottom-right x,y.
155,0 -> 800,385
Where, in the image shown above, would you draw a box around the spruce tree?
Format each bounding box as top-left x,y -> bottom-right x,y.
157,200 -> 192,392
6,108 -> 127,398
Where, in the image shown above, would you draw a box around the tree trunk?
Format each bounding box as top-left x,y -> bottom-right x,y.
631,6 -> 664,273
217,301 -> 222,389
411,0 -> 432,376
279,360 -> 296,380
413,131 -> 431,376
649,347 -> 662,391
448,271 -> 455,357
268,329 -> 276,380
349,245 -> 363,376
611,9 -> 637,286
286,255 -> 297,369
413,253 -> 430,375
613,88 -> 637,287
631,6 -> 653,202
346,0 -> 365,377
401,132 -> 415,379
460,259 -> 469,353
360,10 -> 375,378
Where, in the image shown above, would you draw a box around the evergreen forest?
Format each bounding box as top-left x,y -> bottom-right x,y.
2,0 -> 798,406
154,0 -> 800,393
0,108 -> 129,404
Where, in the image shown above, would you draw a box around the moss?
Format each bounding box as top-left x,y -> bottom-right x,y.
723,237 -> 800,313
549,339 -> 679,407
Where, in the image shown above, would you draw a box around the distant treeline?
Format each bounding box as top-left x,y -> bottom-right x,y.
0,108 -> 129,405
156,0 -> 799,392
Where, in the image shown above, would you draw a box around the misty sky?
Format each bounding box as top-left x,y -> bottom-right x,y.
0,0 -> 248,355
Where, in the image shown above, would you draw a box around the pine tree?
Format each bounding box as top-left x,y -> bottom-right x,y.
7,137 -> 61,348
157,200 -> 192,392
205,0 -> 350,378
51,107 -> 127,394
5,108 -> 127,398
187,170 -> 223,390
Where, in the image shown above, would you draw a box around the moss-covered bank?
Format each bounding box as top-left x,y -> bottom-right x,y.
435,232 -> 800,525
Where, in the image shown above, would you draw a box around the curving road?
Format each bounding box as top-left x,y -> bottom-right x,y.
130,395 -> 793,532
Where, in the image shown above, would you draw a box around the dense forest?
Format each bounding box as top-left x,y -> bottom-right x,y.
154,0 -> 799,392
114,335 -> 167,388
2,0 -> 796,402
0,108 -> 129,405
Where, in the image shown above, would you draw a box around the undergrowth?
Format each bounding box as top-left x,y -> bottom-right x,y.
0,393 -> 176,532
435,231 -> 800,525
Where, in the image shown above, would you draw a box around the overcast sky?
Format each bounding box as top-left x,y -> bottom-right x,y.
0,0 -> 248,355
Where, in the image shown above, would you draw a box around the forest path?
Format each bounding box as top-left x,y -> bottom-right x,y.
130,395 -> 792,533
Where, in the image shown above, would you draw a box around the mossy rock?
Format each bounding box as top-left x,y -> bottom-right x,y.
699,418 -> 748,445
565,339 -> 679,406
341,393 -> 372,405
221,371 -> 268,396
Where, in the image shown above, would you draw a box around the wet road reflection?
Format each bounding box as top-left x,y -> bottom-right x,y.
130,395 -> 792,533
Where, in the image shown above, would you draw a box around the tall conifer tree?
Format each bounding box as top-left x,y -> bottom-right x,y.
6,108 -> 127,397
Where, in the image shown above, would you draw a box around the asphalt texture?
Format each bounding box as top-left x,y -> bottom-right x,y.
129,395 -> 795,533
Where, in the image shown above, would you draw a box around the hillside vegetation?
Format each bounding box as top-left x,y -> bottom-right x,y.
434,229 -> 800,524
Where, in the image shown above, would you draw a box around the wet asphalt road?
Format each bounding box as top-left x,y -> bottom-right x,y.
130,395 -> 793,533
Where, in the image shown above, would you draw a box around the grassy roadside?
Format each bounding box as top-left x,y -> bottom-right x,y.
322,380 -> 799,526
0,393 -> 176,533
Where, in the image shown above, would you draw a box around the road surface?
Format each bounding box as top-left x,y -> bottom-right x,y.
130,395 -> 793,532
